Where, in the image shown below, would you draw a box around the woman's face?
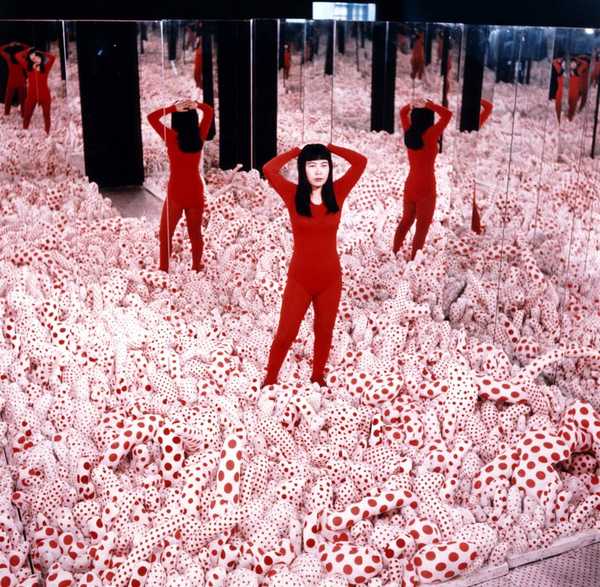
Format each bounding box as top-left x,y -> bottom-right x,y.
30,53 -> 42,65
305,159 -> 330,189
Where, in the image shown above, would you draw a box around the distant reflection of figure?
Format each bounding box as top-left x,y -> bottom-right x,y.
147,99 -> 214,272
592,50 -> 600,87
16,48 -> 56,133
567,55 -> 590,120
0,42 -> 29,116
394,99 -> 452,260
471,99 -> 494,235
283,44 -> 291,81
552,57 -> 565,123
193,38 -> 203,88
410,31 -> 425,81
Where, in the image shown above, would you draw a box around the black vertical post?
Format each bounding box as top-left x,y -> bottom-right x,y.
441,28 -> 450,106
279,19 -> 285,69
355,22 -> 360,70
217,21 -> 251,170
139,23 -> 145,54
252,20 -> 278,174
337,21 -> 346,55
425,23 -> 433,66
202,29 -> 216,141
460,25 -> 487,132
325,21 -> 334,75
167,20 -> 178,61
76,22 -> 143,187
58,22 -> 67,82
591,80 -> 600,158
371,21 -> 397,133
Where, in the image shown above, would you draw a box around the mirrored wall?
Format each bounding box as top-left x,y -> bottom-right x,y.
1,18 -> 599,367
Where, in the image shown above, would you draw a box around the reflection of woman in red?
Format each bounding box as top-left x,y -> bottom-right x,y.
410,32 -> 425,80
471,99 -> 494,235
283,44 -> 292,80
0,42 -> 28,116
552,58 -> 565,123
393,99 -> 452,259
16,48 -> 55,133
193,38 -> 202,88
147,99 -> 214,272
567,55 -> 590,120
262,143 -> 367,387
592,50 -> 600,87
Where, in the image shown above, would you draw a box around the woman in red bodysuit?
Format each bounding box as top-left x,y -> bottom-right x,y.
147,99 -> 214,272
567,55 -> 590,120
193,39 -> 203,88
393,99 -> 452,260
552,58 -> 565,123
0,42 -> 29,116
283,44 -> 292,81
410,32 -> 425,81
471,99 -> 494,234
15,48 -> 55,133
262,143 -> 367,387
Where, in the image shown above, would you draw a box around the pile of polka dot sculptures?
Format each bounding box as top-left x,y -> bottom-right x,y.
0,38 -> 599,587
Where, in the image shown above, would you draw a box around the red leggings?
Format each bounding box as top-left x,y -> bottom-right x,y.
4,84 -> 26,115
23,97 -> 51,133
159,198 -> 204,272
393,191 -> 436,259
264,274 -> 342,386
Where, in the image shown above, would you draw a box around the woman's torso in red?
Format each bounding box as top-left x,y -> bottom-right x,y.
27,67 -> 51,100
6,61 -> 26,86
165,131 -> 204,207
287,200 -> 342,287
405,129 -> 440,196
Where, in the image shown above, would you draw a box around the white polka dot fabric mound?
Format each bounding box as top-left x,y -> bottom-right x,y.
0,40 -> 598,587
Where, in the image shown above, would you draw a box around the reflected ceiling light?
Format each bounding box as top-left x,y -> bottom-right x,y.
313,2 -> 376,21
286,19 -> 307,23
584,28 -> 594,34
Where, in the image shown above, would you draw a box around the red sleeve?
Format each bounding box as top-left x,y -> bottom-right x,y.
328,143 -> 367,202
426,101 -> 452,137
147,105 -> 177,140
553,59 -> 563,75
400,104 -> 411,131
45,52 -> 56,71
479,99 -> 493,128
262,147 -> 300,204
196,102 -> 214,141
0,46 -> 9,62
15,49 -> 28,71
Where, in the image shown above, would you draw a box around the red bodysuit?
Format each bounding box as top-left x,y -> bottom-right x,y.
16,49 -> 55,133
147,102 -> 214,272
410,33 -> 425,80
393,101 -> 452,259
263,144 -> 367,386
193,46 -> 203,88
0,44 -> 28,116
553,58 -> 565,123
568,57 -> 589,121
283,47 -> 291,80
